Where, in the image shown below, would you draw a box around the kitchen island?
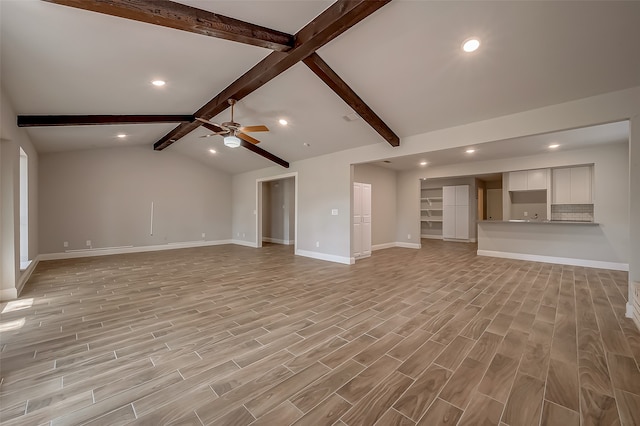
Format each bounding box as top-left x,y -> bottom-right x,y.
477,220 -> 627,271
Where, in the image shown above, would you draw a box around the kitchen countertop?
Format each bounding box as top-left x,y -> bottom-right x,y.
478,220 -> 599,225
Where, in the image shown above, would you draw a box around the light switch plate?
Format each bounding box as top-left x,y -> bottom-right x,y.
331,209 -> 338,215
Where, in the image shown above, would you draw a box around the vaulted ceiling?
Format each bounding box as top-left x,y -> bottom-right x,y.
2,1 -> 639,174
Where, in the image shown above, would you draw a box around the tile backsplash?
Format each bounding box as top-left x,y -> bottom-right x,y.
551,204 -> 594,222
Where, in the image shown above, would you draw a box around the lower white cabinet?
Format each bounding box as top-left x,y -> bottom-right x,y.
443,185 -> 469,240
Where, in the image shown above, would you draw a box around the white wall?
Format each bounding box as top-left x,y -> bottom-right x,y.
230,86 -> 640,267
39,146 -> 232,253
400,143 -> 629,264
1,85 -> 38,300
353,163 -> 397,247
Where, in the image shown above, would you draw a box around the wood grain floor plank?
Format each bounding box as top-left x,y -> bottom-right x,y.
606,352 -> 640,395
416,398 -> 463,426
1,241 -> 635,426
340,371 -> 413,426
545,358 -> 579,411
249,401 -> 301,426
477,353 -> 519,403
614,388 -> 640,426
502,373 -> 545,426
290,393 -> 350,425
336,355 -> 401,404
393,364 -> 451,421
579,386 -> 620,426
541,400 -> 579,426
457,392 -> 503,426
438,356 -> 487,409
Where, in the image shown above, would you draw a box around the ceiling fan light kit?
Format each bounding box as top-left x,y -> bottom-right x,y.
224,135 -> 241,148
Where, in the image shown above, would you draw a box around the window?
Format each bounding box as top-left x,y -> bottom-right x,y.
19,147 -> 29,268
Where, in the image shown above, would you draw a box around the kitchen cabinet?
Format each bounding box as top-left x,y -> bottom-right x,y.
443,185 -> 469,240
508,169 -> 548,191
552,166 -> 592,204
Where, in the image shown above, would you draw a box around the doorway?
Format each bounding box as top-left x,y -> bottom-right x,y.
257,174 -> 297,250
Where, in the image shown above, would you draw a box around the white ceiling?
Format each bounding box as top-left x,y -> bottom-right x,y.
2,1 -> 639,174
369,120 -> 630,172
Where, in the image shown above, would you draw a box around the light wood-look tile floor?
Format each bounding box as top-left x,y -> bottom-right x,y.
2,240 -> 640,425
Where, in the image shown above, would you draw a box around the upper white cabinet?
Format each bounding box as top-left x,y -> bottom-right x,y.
552,166 -> 592,204
508,169 -> 548,191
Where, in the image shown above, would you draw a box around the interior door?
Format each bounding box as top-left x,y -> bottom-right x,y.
361,183 -> 372,257
353,182 -> 362,258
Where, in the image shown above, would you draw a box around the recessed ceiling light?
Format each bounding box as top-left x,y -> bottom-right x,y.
548,144 -> 560,149
420,161 -> 427,166
151,80 -> 166,87
209,149 -> 216,154
116,133 -> 126,138
462,38 -> 480,53
466,149 -> 476,153
279,119 -> 288,126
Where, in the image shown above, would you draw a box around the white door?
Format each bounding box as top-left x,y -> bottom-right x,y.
361,183 -> 372,257
353,183 -> 362,258
353,182 -> 372,259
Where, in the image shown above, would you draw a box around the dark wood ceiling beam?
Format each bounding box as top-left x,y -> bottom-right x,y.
240,140 -> 289,168
44,0 -> 294,52
303,53 -> 399,147
17,114 -> 195,127
154,0 -> 392,151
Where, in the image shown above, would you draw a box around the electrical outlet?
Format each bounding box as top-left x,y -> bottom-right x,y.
407,234 -> 411,240
201,233 -> 206,239
86,240 -> 91,247
237,232 -> 240,237
524,211 -> 528,217
242,233 -> 245,238
316,241 -> 320,247
63,241 -> 68,248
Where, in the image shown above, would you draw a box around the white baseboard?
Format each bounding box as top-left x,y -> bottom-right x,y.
443,238 -> 476,243
0,287 -> 18,301
627,302 -> 634,319
262,237 -> 294,245
372,242 -> 422,251
16,255 -> 40,297
231,239 -> 259,248
39,240 -> 236,261
395,242 -> 421,249
477,249 -> 629,271
295,249 -> 353,265
421,235 -> 443,240
372,242 -> 397,251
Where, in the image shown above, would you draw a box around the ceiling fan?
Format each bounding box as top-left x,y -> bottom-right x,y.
197,99 -> 268,148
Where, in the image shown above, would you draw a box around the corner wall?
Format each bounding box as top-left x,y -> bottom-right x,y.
229,87 -> 639,270
39,146 -> 232,254
1,85 -> 39,300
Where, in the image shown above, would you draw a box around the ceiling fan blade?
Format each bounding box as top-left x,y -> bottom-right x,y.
240,140 -> 289,168
239,125 -> 269,133
237,132 -> 261,144
196,117 -> 227,133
